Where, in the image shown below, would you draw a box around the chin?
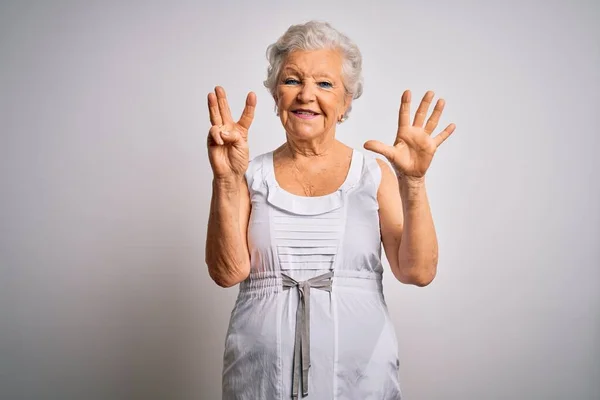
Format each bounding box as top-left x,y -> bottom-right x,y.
288,129 -> 326,141
285,124 -> 334,141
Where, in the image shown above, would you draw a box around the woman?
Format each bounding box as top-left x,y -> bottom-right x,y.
206,21 -> 455,400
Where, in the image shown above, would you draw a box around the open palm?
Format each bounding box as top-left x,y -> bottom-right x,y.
364,90 -> 456,178
207,86 -> 256,179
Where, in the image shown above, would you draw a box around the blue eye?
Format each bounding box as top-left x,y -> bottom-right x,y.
318,81 -> 333,89
284,78 -> 300,85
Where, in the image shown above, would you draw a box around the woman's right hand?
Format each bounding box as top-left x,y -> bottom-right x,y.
207,86 -> 256,181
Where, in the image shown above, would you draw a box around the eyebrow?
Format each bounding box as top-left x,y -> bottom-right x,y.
280,67 -> 336,80
281,66 -> 301,76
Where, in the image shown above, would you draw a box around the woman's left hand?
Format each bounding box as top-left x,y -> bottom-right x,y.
364,90 -> 456,180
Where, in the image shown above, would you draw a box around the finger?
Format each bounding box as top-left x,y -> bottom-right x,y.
398,90 -> 411,128
215,86 -> 234,124
413,91 -> 434,127
238,92 -> 257,131
424,98 -> 445,135
208,125 -> 224,146
363,140 -> 397,163
208,92 -> 223,126
433,123 -> 456,147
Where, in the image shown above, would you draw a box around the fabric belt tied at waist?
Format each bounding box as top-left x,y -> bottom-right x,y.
281,271 -> 333,399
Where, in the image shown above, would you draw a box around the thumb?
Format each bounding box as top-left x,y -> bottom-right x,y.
220,129 -> 242,145
363,140 -> 396,162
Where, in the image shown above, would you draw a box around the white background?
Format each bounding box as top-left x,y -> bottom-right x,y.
1,0 -> 599,399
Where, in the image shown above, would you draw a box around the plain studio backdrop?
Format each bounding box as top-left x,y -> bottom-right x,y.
1,0 -> 598,399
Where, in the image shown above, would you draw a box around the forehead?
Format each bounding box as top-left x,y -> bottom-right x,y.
281,49 -> 344,77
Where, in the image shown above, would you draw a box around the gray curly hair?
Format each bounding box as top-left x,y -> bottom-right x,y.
263,21 -> 364,119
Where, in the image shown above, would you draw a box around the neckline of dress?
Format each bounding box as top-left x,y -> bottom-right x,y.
266,149 -> 361,200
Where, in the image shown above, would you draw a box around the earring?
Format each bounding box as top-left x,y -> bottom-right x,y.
338,115 -> 347,123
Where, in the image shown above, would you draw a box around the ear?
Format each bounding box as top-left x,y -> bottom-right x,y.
342,93 -> 353,114
273,94 -> 279,115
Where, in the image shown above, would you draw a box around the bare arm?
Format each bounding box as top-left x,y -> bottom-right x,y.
205,177 -> 251,287
366,89 -> 455,287
378,159 -> 438,286
204,86 -> 256,287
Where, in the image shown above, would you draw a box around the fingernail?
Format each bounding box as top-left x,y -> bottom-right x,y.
221,131 -> 230,136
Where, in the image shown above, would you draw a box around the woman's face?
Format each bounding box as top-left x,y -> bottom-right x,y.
276,49 -> 351,142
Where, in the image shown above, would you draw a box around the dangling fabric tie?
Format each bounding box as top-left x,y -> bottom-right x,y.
281,271 -> 333,399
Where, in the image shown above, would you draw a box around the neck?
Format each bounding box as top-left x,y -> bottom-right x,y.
284,135 -> 339,161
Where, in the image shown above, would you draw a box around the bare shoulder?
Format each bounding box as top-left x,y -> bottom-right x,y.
372,157 -> 404,274
374,156 -> 403,227
374,158 -> 400,200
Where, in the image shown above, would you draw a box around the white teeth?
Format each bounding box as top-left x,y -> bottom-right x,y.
296,111 -> 315,115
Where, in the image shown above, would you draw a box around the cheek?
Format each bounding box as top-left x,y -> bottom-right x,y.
277,86 -> 295,103
274,86 -> 284,105
330,90 -> 346,109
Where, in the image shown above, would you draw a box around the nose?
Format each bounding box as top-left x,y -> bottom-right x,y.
296,82 -> 316,103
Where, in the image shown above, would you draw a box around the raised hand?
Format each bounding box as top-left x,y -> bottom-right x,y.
364,90 -> 456,179
207,86 -> 256,180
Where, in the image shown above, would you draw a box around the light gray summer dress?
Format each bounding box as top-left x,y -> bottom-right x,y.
222,149 -> 402,399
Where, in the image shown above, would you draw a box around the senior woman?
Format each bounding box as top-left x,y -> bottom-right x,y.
206,21 -> 455,399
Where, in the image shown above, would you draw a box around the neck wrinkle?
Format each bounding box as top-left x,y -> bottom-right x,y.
284,137 -> 338,161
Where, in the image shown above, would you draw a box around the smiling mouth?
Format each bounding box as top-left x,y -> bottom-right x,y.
292,110 -> 320,119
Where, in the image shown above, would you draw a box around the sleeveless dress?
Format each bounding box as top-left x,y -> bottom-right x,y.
222,149 -> 402,400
